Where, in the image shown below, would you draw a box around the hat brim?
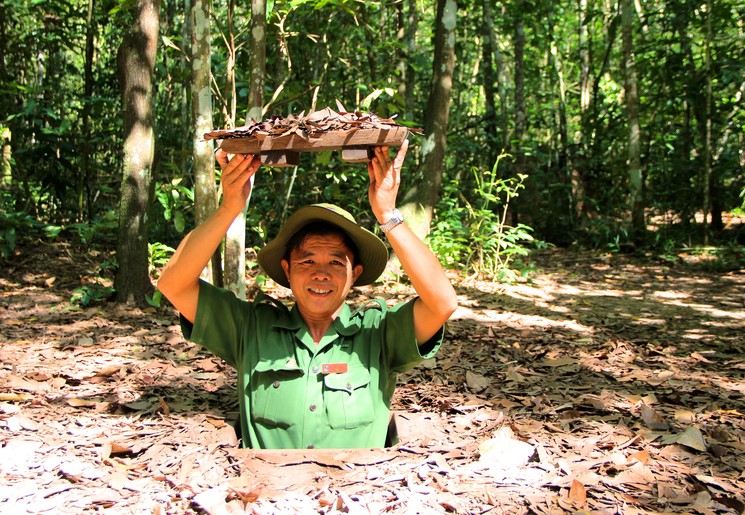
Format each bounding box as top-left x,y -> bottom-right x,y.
257,205 -> 388,288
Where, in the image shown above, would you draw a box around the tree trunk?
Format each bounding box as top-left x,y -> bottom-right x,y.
574,0 -> 590,221
491,4 -> 510,152
621,0 -> 645,244
513,0 -> 526,158
547,12 -> 572,228
512,0 -> 526,226
579,0 -> 591,115
400,0 -> 456,239
482,0 -> 497,164
246,0 -> 266,122
1,131 -> 10,189
671,0 -> 701,228
180,0 -> 192,175
395,0 -> 406,115
404,0 -> 418,123
79,0 -> 95,222
191,0 -> 220,284
703,0 -> 719,240
0,7 -> 11,192
115,0 -> 161,305
224,0 -> 266,298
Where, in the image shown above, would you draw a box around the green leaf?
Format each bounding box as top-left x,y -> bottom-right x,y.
146,290 -> 163,308
174,211 -> 186,233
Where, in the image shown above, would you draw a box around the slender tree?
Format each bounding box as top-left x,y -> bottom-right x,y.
547,9 -> 572,226
574,0 -> 590,220
621,0 -> 644,243
403,0 -> 418,122
79,0 -> 96,222
191,0 -> 219,284
400,0 -> 457,239
222,0 -> 266,299
395,0 -> 407,115
702,0 -> 715,241
246,0 -> 266,123
115,0 -> 161,304
512,0 -> 526,226
482,0 -> 498,163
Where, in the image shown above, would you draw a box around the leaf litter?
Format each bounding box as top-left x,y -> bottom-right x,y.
203,102 -> 423,142
1,243 -> 743,513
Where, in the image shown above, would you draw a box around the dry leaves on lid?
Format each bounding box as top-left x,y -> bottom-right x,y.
203,101 -> 422,142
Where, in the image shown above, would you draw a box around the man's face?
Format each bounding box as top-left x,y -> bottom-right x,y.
281,233 -> 363,322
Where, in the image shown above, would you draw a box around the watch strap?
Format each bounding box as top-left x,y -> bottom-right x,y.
379,209 -> 404,233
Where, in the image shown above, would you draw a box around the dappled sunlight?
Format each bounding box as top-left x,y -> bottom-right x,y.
2,242 -> 743,513
456,253 -> 744,358
453,305 -> 596,335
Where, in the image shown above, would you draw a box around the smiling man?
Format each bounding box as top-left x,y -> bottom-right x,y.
157,141 -> 457,449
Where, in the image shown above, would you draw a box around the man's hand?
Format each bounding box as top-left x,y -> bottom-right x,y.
366,139 -> 457,344
368,140 -> 409,223
216,149 -> 261,215
158,150 -> 261,323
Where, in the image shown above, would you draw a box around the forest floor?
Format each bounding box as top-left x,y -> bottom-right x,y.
1,240 -> 743,514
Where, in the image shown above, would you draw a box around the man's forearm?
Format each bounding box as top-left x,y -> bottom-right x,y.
158,203 -> 242,313
382,221 -> 458,341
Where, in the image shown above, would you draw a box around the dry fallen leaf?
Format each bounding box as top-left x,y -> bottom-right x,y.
465,371 -> 491,392
567,479 -> 587,508
640,403 -> 669,430
4,237 -> 744,515
66,397 -> 98,407
204,107 -> 422,142
629,448 -> 651,464
662,425 -> 708,452
540,356 -> 578,367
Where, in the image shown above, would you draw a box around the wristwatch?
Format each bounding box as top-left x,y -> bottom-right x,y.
379,208 -> 404,233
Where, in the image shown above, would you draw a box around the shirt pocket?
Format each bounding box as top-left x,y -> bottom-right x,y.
250,359 -> 304,428
322,365 -> 375,430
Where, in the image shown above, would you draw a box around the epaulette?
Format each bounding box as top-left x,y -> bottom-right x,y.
254,292 -> 290,313
352,297 -> 388,317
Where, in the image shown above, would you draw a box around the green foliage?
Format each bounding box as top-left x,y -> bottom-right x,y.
59,211 -> 119,245
0,207 -> 31,258
70,283 -> 115,307
581,217 -> 634,253
429,158 -> 541,283
0,0 -> 743,287
155,178 -> 194,234
0,225 -> 15,259
0,193 -> 82,254
146,290 -> 163,308
148,241 -> 175,276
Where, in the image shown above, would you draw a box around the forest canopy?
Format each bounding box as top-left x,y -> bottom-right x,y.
1,0 -> 743,284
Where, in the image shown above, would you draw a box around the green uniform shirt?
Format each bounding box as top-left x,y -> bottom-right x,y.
181,280 -> 443,449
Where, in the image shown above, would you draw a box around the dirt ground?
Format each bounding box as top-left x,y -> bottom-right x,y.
1,240 -> 743,514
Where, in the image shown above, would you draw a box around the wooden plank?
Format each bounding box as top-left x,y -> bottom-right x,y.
219,127 -> 409,155
260,150 -> 300,166
341,146 -> 374,163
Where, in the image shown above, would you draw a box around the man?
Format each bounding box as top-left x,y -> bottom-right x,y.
158,140 -> 457,449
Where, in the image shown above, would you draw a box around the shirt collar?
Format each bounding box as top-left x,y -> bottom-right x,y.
271,301 -> 362,336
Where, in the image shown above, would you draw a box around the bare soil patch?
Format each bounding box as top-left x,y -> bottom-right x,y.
1,241 -> 743,513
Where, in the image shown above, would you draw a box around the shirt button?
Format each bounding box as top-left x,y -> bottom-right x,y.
346,383 -> 353,390
312,366 -> 320,374
307,444 -> 314,449
309,404 -> 317,412
273,381 -> 280,388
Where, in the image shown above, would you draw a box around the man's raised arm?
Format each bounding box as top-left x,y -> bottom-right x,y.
158,151 -> 260,322
367,142 -> 458,344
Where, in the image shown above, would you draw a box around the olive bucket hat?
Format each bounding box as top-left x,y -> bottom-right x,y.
257,203 -> 388,288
